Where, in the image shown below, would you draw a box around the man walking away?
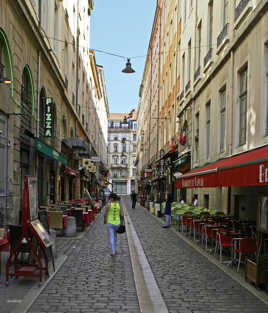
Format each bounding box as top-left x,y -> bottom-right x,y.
131,190 -> 137,209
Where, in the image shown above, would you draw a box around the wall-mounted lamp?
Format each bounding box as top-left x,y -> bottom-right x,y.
122,58 -> 135,74
0,62 -> 12,84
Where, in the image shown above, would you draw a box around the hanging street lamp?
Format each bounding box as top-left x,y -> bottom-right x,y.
122,58 -> 135,74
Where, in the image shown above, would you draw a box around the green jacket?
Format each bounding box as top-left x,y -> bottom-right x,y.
107,202 -> 121,225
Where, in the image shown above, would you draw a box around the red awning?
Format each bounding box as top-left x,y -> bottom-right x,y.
65,166 -> 79,176
176,145 -> 268,188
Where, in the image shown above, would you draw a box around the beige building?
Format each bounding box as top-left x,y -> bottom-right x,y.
137,0 -> 268,217
0,0 -> 108,226
108,112 -> 137,195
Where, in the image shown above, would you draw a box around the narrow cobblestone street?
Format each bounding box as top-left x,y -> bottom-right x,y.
3,197 -> 268,313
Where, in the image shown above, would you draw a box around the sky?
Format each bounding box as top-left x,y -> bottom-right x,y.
90,1 -> 156,114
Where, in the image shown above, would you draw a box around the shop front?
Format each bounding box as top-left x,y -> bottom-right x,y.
34,138 -> 67,205
176,145 -> 268,216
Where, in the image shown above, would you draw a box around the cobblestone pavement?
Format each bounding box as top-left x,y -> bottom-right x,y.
123,197 -> 268,313
27,213 -> 140,313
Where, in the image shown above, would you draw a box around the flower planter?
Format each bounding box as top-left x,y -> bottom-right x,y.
246,259 -> 264,285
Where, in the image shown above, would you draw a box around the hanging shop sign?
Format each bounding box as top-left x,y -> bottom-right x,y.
44,97 -> 55,137
91,156 -> 100,163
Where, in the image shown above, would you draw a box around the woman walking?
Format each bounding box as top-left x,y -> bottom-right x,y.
163,193 -> 172,228
104,193 -> 124,256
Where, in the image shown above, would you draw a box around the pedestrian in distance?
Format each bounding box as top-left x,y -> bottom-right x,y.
131,190 -> 137,209
191,195 -> 198,207
163,193 -> 172,228
104,193 -> 124,256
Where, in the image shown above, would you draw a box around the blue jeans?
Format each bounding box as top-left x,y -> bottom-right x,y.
107,223 -> 120,254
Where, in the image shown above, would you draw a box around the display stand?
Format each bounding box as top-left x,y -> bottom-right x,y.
6,176 -> 53,285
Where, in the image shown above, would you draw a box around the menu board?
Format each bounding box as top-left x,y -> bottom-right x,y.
27,176 -> 38,221
31,220 -> 52,248
257,197 -> 268,234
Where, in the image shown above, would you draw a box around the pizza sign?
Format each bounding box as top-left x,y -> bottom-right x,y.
44,98 -> 54,137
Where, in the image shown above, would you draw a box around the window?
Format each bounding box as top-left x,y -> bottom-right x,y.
184,0 -> 187,24
182,54 -> 185,89
41,0 -> 48,31
113,156 -> 118,165
113,143 -> 118,152
265,44 -> 268,134
208,1 -> 213,50
132,168 -> 136,177
53,3 -> 60,55
122,143 -> 126,153
206,102 -> 211,159
21,67 -> 33,131
133,144 -> 136,153
222,0 -> 229,27
188,40 -> 191,83
204,194 -> 209,208
239,66 -> 248,145
121,156 -> 126,165
196,23 -> 201,70
219,87 -> 226,152
133,133 -> 137,141
64,41 -> 68,77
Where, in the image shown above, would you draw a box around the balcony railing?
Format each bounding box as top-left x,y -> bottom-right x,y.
185,80 -> 191,93
194,66 -> 200,81
235,0 -> 250,21
204,48 -> 212,68
217,23 -> 228,48
179,90 -> 184,101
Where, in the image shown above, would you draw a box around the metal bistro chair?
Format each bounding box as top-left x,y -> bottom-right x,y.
234,237 -> 256,272
218,232 -> 233,264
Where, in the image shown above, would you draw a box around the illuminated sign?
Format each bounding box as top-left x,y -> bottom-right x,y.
44,97 -> 54,137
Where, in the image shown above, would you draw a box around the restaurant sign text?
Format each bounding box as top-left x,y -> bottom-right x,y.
181,176 -> 205,188
44,97 -> 55,137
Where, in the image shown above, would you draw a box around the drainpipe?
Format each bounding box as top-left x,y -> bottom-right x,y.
229,50 -> 234,156
36,51 -> 41,138
75,0 -> 80,137
227,50 -> 235,213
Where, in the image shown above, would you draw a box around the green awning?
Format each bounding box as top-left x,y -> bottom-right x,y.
173,152 -> 190,168
35,139 -> 67,165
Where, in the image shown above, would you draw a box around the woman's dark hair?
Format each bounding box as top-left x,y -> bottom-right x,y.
110,193 -> 117,200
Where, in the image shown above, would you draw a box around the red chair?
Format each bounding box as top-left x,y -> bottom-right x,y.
234,237 -> 256,272
204,225 -> 213,251
182,216 -> 192,234
218,233 -> 233,263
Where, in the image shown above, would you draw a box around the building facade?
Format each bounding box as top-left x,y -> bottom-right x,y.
0,0 -> 108,226
137,0 -> 268,218
108,112 -> 137,195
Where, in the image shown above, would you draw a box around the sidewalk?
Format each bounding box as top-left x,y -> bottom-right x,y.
0,228 -> 82,313
123,197 -> 268,313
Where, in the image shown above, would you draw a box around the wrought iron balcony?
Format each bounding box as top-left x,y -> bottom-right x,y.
194,66 -> 200,81
235,0 -> 250,21
217,23 -> 228,48
179,90 -> 184,101
185,80 -> 191,93
204,48 -> 212,68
